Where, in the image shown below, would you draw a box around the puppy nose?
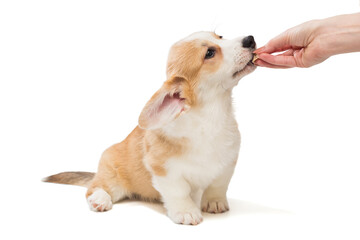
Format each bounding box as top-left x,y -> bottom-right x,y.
242,35 -> 256,49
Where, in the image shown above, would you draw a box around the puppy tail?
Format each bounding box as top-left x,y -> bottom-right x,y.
42,171 -> 95,187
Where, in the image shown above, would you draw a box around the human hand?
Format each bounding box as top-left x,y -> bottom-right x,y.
254,13 -> 360,69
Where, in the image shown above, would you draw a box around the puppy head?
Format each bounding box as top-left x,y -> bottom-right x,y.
139,32 -> 256,130
167,32 -> 256,91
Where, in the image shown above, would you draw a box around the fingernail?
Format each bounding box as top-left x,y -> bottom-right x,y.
253,46 -> 265,54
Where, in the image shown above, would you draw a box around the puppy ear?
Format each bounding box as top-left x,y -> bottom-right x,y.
138,76 -> 193,130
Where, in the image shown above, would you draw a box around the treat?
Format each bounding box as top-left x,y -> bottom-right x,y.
252,54 -> 259,63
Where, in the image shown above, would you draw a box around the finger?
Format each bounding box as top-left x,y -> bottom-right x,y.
278,49 -> 295,56
257,53 -> 298,67
253,46 -> 266,54
263,27 -> 304,54
255,32 -> 294,54
255,44 -> 293,54
258,49 -> 294,57
255,59 -> 291,69
255,45 -> 302,55
255,30 -> 304,55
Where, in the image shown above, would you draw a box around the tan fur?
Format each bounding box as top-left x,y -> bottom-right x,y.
166,41 -> 205,80
85,125 -> 190,201
201,43 -> 223,74
145,130 -> 189,176
86,127 -> 161,200
166,39 -> 223,86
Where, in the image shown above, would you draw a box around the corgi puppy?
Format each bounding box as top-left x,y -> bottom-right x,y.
44,32 -> 256,225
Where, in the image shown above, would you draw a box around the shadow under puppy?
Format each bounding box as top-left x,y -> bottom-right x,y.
44,32 -> 257,225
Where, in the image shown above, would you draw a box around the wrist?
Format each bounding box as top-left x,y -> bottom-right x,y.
317,13 -> 360,57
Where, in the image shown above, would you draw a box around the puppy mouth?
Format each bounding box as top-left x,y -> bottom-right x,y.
232,59 -> 255,78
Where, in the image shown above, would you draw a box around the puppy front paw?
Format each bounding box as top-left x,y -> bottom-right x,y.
201,198 -> 229,214
168,208 -> 203,225
87,188 -> 113,212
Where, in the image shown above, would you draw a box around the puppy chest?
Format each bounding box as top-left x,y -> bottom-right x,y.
167,128 -> 240,185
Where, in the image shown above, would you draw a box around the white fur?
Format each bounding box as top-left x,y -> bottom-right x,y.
87,188 -> 113,212
146,32 -> 256,224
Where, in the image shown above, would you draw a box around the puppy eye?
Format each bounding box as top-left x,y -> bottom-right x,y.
205,48 -> 216,59
219,36 -> 223,39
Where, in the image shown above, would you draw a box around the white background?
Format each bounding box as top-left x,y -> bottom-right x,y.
1,0 -> 359,239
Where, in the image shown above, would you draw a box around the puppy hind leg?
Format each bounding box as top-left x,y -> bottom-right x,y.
86,181 -> 129,212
